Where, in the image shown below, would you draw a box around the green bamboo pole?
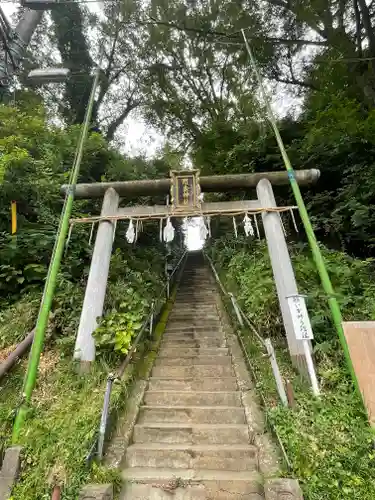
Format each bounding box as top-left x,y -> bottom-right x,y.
241,30 -> 361,398
12,68 -> 101,443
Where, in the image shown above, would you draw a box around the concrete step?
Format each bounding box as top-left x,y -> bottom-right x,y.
176,293 -> 214,296
180,282 -> 213,285
178,280 -> 213,284
144,391 -> 241,407
165,326 -> 222,334
164,330 -> 223,337
165,327 -> 223,335
168,306 -> 217,311
160,338 -> 226,348
174,294 -> 215,299
168,304 -> 217,309
168,313 -> 219,320
126,444 -> 258,471
138,406 -> 246,425
162,335 -> 225,344
163,333 -> 224,341
168,312 -> 218,317
172,302 -> 216,308
121,470 -> 263,499
153,356 -> 232,366
133,423 -> 251,445
165,325 -> 222,331
121,482 -> 263,500
158,347 -> 229,357
166,322 -> 222,330
122,467 -> 262,485
166,321 -> 221,328
179,287 -> 213,290
151,365 -> 234,379
148,377 -> 238,392
173,300 -> 217,307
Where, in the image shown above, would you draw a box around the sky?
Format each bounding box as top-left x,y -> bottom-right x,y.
2,0 -> 164,157
1,1 -> 307,250
2,1 -> 304,158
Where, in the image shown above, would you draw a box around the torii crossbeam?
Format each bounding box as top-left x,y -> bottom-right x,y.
65,169 -> 320,373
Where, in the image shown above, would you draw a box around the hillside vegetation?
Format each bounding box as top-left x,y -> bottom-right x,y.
209,236 -> 375,500
2,0 -> 375,498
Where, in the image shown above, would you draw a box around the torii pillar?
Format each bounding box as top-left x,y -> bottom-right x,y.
64,169 -> 319,369
257,178 -> 309,370
74,188 -> 119,367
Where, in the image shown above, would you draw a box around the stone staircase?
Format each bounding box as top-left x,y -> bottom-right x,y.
117,254 -> 303,499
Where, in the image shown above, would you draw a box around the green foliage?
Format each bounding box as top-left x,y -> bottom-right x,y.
87,462 -> 122,492
0,100 -> 170,305
0,292 -> 40,348
0,96 -> 169,498
210,236 -> 375,350
2,358 -> 128,500
269,390 -> 375,499
1,243 -> 166,500
209,237 -> 375,499
94,248 -> 163,357
94,303 -> 145,355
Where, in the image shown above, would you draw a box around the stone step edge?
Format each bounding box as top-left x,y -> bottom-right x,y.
134,423 -> 249,430
127,444 -> 256,451
140,405 -> 244,411
158,348 -> 229,352
144,390 -> 239,395
157,353 -> 229,358
148,377 -> 237,381
121,467 -> 263,483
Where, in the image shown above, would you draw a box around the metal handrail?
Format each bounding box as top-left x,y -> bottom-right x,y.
205,254 -> 267,346
204,251 -> 293,470
94,250 -> 187,462
205,253 -> 288,400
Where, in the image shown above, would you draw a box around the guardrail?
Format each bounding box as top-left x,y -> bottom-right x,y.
94,250 -> 187,462
204,252 -> 295,470
204,252 -> 288,406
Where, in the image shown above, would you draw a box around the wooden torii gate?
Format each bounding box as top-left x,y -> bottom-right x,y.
61,168 -> 320,371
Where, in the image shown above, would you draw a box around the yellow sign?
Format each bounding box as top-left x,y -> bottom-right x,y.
11,201 -> 17,234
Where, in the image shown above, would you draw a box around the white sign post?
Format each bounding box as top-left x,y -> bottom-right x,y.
287,294 -> 313,340
287,294 -> 320,397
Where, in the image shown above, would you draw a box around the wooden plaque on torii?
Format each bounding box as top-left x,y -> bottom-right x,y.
170,169 -> 201,213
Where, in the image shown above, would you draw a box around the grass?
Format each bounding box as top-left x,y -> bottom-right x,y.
1,260 -> 174,500
209,236 -> 375,500
1,343 -> 153,500
0,292 -> 40,350
1,351 -> 123,499
0,245 -> 169,499
238,329 -> 375,499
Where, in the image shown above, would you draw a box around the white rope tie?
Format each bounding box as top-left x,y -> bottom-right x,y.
233,216 -> 238,238
88,222 -> 95,246
290,208 -> 298,232
254,214 -> 260,239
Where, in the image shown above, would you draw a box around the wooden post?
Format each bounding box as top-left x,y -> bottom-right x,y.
285,379 -> 296,408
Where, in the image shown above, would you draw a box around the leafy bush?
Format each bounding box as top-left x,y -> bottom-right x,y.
94,291 -> 147,355
93,247 -> 164,357
210,236 -> 375,346
209,236 -> 375,500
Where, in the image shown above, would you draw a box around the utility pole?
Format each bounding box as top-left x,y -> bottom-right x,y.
0,7 -> 43,87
